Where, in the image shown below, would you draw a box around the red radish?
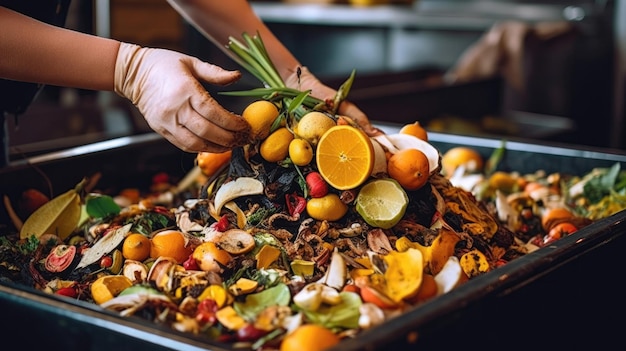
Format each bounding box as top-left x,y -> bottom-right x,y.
306,172 -> 328,198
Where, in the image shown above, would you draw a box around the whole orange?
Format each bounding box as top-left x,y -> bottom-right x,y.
399,121 -> 428,141
122,233 -> 151,261
387,148 -> 430,190
150,230 -> 193,263
280,324 -> 340,351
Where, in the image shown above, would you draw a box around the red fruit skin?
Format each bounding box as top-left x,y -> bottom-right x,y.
183,253 -> 199,270
100,255 -> 113,268
236,323 -> 268,342
18,189 -> 50,218
56,287 -> 78,298
306,172 -> 329,198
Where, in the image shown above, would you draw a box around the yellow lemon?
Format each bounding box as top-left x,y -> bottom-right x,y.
288,138 -> 314,166
260,127 -> 294,163
306,193 -> 348,221
242,100 -> 280,141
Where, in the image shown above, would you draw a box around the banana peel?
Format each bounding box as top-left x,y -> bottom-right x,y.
395,228 -> 461,275
20,180 -> 86,240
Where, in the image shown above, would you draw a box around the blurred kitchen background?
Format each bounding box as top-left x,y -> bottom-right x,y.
4,0 -> 625,161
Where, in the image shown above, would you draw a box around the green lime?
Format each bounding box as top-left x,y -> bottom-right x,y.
356,178 -> 408,229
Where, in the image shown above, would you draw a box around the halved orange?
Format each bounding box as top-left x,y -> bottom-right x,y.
315,125 -> 374,190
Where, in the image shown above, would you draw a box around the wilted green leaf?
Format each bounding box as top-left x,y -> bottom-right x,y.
234,283 -> 291,320
301,291 -> 362,329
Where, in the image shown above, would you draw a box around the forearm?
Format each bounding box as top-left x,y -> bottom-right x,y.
0,7 -> 119,91
167,0 -> 301,82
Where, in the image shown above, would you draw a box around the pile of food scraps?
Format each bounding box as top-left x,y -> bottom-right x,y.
2,108 -> 623,350
1,33 -> 625,351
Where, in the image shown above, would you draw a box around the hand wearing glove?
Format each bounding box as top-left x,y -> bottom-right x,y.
284,66 -> 383,137
167,0 -> 383,137
115,43 -> 251,153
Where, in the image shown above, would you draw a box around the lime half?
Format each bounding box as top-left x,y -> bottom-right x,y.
356,178 -> 408,229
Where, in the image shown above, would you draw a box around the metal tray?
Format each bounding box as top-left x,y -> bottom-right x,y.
1,127 -> 625,351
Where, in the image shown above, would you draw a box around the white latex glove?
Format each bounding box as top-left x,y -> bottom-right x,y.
114,43 -> 251,153
285,66 -> 383,137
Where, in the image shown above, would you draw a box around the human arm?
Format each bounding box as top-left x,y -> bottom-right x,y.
0,6 -> 250,152
167,0 -> 382,136
0,6 -> 118,90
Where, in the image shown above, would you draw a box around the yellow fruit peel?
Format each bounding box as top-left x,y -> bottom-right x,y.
20,188 -> 81,240
383,248 -> 424,303
459,249 -> 490,278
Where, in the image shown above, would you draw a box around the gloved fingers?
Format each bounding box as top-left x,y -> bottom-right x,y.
187,82 -> 251,135
189,58 -> 243,86
114,43 -> 252,153
285,66 -> 330,102
160,122 -> 231,153
175,97 -> 251,151
286,66 -> 382,136
338,101 -> 384,137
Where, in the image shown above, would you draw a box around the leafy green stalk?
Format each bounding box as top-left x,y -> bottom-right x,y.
221,87 -> 323,108
243,33 -> 285,87
224,31 -> 356,121
228,33 -> 284,88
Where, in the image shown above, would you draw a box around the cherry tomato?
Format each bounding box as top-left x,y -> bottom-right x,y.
543,222 -> 578,245
100,255 -> 113,268
495,259 -> 508,268
548,222 -> 578,239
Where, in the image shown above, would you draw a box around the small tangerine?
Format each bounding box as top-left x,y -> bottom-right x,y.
387,148 -> 430,191
150,230 -> 193,263
399,121 -> 428,141
122,233 -> 151,261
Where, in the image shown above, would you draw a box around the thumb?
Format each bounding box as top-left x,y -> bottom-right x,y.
188,58 -> 242,86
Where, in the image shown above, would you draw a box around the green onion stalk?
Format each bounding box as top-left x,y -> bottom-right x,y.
222,32 -> 355,126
